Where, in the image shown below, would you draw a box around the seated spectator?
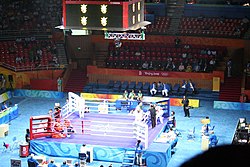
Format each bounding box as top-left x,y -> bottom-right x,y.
162,83 -> 169,97
185,63 -> 192,72
174,37 -> 181,47
187,79 -> 195,93
150,82 -> 157,96
142,61 -> 149,69
178,62 -> 185,72
209,131 -> 218,148
135,51 -> 141,56
137,90 -> 143,101
165,61 -> 172,71
61,161 -> 69,167
123,90 -> 128,99
193,62 -> 201,72
182,53 -> 187,59
128,89 -> 136,100
184,44 -> 190,49
171,62 -> 177,71
162,128 -> 178,149
74,162 -> 79,167
48,159 -> 57,167
202,62 -> 208,72
209,58 -> 216,71
148,61 -> 154,70
181,80 -> 188,89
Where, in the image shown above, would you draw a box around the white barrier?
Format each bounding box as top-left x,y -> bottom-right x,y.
61,92 -> 85,119
133,121 -> 149,149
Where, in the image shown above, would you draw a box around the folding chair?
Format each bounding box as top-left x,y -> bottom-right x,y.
11,136 -> 20,151
187,127 -> 195,140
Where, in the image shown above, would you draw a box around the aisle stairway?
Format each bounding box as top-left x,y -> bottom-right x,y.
121,150 -> 136,167
64,69 -> 88,93
166,0 -> 185,35
56,43 -> 68,66
219,77 -> 242,102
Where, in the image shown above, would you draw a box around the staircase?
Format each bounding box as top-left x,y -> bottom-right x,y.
219,77 -> 242,102
95,50 -> 108,68
243,25 -> 250,39
56,43 -> 68,67
121,150 -> 136,167
166,0 -> 185,35
64,69 -> 88,93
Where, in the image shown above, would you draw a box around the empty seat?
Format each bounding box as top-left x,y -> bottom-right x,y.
165,83 -> 172,94
113,81 -> 122,92
136,82 -> 143,91
121,81 -> 129,90
172,83 -> 180,95
107,80 -> 114,88
128,81 -> 136,91
142,82 -> 150,94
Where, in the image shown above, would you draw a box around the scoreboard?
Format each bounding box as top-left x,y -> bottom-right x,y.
63,0 -> 145,31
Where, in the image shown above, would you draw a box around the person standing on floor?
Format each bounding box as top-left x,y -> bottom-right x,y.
25,129 -> 30,144
135,139 -> 144,166
57,77 -> 62,92
149,104 -> 157,128
169,111 -> 176,128
181,96 -> 190,118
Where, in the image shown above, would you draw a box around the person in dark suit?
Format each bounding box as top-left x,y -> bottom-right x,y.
25,128 -> 30,143
149,104 -> 157,128
181,96 -> 190,118
27,154 -> 39,167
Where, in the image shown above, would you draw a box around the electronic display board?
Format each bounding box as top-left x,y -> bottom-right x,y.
63,0 -> 145,31
66,4 -> 123,28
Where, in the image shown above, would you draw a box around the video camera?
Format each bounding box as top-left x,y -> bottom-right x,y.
185,106 -> 194,109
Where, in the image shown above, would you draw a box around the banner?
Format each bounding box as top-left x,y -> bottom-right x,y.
212,77 -> 220,92
138,70 -> 169,77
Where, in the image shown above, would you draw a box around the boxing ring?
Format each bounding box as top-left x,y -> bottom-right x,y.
29,92 -> 171,166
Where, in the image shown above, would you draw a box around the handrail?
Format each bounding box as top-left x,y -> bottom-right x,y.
0,62 -> 66,72
0,29 -> 52,37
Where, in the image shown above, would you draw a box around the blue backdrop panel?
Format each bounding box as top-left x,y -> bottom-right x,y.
14,89 -> 64,99
115,99 -> 138,111
184,4 -> 250,18
93,146 -> 126,163
214,101 -> 250,111
0,104 -> 19,124
144,142 -> 171,167
30,140 -> 126,163
145,3 -> 166,17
